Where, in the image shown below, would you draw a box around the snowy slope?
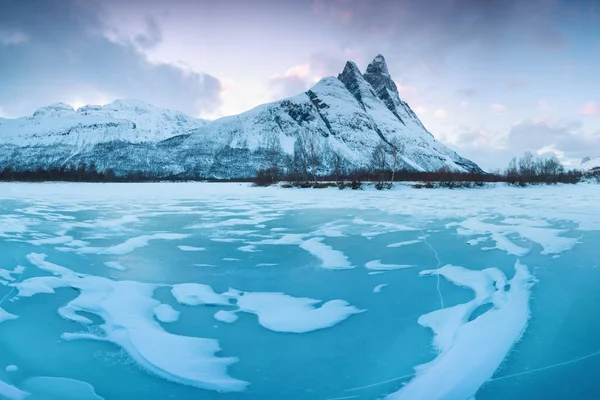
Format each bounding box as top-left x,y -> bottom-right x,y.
0,55 -> 482,176
580,157 -> 600,171
0,100 -> 206,146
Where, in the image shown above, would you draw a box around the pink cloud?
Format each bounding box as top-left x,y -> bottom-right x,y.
492,104 -> 506,112
434,109 -> 447,118
579,101 -> 600,116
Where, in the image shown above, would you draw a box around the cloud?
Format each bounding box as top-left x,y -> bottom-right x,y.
492,104 -> 506,112
134,16 -> 163,49
268,52 -> 346,99
579,101 -> 600,116
314,0 -> 568,70
0,0 -> 221,118
507,120 -> 600,160
414,106 -> 427,115
0,30 -> 28,46
434,109 -> 447,118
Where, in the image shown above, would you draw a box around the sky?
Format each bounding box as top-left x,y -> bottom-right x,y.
1,0 -> 599,170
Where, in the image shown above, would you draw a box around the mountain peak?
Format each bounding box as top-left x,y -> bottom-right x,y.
33,102 -> 75,117
340,61 -> 362,77
365,54 -> 390,77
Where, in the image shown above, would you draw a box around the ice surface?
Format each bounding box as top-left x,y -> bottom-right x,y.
1,182 -> 599,399
365,260 -> 413,271
171,283 -> 231,306
154,304 -> 180,323
300,238 -> 354,269
18,254 -> 247,392
388,261 -> 535,400
226,291 -> 364,333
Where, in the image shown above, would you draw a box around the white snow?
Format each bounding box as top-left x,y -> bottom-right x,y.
178,246 -> 205,252
171,283 -> 231,306
365,260 -> 413,271
0,99 -> 206,147
299,238 -> 354,269
373,284 -> 388,293
154,304 -> 180,323
226,291 -> 364,333
388,261 -> 535,400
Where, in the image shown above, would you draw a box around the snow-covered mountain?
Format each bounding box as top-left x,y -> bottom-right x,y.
580,157 -> 600,171
0,55 -> 482,177
0,99 -> 206,146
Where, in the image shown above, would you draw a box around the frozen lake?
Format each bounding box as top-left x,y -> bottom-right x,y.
1,182 -> 599,400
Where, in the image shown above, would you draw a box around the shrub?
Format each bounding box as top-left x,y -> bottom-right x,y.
350,180 -> 363,190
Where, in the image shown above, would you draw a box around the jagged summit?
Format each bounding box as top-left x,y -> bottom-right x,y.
0,54 -> 482,177
365,54 -> 390,77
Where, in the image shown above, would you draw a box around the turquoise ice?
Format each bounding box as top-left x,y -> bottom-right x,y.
0,183 -> 599,400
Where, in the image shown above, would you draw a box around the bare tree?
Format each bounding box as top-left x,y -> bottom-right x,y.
518,151 -> 537,177
262,134 -> 283,182
389,138 -> 405,185
370,142 -> 389,189
330,149 -> 345,184
294,129 -> 322,183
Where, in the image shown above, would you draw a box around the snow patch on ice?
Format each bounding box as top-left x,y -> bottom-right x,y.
104,261 -> 127,271
17,254 -> 247,392
0,380 -> 28,400
154,304 -> 180,323
73,233 -> 190,255
300,238 -> 354,269
365,260 -> 413,271
0,307 -> 18,323
238,245 -> 260,252
225,290 -> 363,333
373,284 -> 388,293
178,246 -> 205,252
388,261 -> 535,400
455,217 -> 577,255
19,376 -> 104,400
214,310 -> 239,323
387,239 -> 421,248
171,283 -> 231,306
